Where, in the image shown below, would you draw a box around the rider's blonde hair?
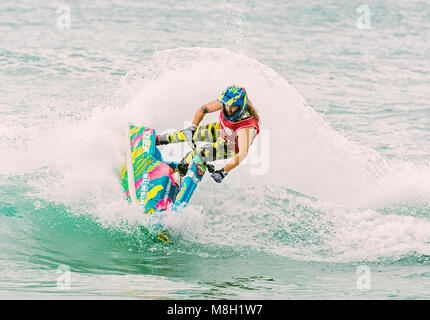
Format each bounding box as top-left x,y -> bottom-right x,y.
247,99 -> 260,123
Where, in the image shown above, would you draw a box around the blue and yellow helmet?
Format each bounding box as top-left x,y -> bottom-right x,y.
217,85 -> 248,121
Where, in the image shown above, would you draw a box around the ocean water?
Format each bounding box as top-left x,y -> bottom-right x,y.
1,0 -> 430,299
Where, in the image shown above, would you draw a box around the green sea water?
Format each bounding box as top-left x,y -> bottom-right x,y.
1,0 -> 430,299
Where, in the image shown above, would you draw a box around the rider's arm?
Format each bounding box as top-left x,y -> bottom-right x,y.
192,100 -> 222,127
224,127 -> 252,173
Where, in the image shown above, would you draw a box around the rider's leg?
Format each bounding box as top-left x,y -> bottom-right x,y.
156,122 -> 221,145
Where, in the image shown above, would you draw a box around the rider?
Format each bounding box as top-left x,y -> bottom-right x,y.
156,85 -> 260,183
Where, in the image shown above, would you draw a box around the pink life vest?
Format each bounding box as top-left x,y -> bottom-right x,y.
219,111 -> 260,154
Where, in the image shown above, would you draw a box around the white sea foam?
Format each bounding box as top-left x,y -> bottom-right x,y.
1,47 -> 429,262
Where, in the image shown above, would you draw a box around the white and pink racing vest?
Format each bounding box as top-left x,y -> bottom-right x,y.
219,111 -> 260,154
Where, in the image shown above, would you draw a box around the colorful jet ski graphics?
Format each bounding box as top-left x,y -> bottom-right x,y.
120,124 -> 209,243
